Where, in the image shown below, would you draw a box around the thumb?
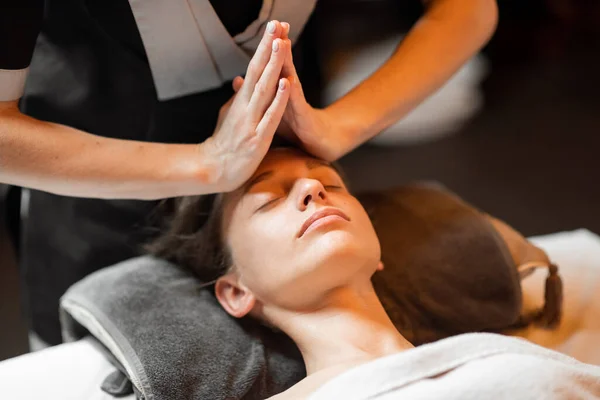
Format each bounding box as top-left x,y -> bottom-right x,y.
288,76 -> 306,106
232,76 -> 244,93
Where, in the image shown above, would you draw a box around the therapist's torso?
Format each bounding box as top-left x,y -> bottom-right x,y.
21,0 -> 317,144
18,0 -> 320,345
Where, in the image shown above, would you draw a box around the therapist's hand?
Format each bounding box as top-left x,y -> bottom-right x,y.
203,21 -> 291,192
233,24 -> 347,162
277,23 -> 347,161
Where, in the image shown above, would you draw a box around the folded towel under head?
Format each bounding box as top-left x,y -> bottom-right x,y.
60,256 -> 304,400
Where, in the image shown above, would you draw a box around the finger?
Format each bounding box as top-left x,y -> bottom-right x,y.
240,20 -> 282,99
248,38 -> 287,121
232,76 -> 244,93
281,39 -> 305,99
256,78 -> 290,138
282,39 -> 297,80
279,23 -> 293,78
281,22 -> 290,40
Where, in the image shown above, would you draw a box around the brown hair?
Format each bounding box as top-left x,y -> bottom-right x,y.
146,193 -> 232,284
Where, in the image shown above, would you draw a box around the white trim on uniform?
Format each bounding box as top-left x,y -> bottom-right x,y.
0,68 -> 28,102
127,0 -> 316,101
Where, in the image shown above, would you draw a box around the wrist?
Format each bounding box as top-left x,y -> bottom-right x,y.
320,105 -> 366,160
195,138 -> 228,192
159,141 -> 223,196
324,88 -> 399,153
193,139 -> 223,190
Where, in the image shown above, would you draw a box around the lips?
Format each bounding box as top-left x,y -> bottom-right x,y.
298,208 -> 350,238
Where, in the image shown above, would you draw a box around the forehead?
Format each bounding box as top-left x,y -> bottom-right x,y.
255,148 -> 327,173
249,148 -> 341,181
226,150 -> 340,200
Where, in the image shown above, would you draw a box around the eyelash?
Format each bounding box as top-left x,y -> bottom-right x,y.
255,185 -> 343,212
256,198 -> 281,211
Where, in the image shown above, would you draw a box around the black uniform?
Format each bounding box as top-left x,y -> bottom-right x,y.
1,0 -> 319,345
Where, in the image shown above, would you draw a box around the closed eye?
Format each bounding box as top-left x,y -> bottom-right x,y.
255,197 -> 282,212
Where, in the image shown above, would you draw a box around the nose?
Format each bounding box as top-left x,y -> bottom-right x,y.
296,179 -> 327,211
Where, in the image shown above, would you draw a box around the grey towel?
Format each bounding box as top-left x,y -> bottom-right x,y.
60,256 -> 305,400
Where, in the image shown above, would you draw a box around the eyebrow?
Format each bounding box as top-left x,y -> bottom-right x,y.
241,159 -> 336,195
242,171 -> 274,195
305,159 -> 333,170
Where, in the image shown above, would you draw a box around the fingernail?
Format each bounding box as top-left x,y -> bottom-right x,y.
272,39 -> 279,52
267,21 -> 276,34
279,79 -> 286,90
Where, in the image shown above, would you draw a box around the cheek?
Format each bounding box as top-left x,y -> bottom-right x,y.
228,217 -> 292,286
348,200 -> 381,254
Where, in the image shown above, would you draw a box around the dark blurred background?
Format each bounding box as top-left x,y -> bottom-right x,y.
2,0 -> 599,361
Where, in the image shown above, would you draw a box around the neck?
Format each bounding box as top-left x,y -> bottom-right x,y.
266,281 -> 413,376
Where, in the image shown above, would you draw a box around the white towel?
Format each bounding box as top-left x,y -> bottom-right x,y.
309,333 -> 600,400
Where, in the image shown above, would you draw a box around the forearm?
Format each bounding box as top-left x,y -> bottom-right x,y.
326,0 -> 498,153
0,103 -> 219,199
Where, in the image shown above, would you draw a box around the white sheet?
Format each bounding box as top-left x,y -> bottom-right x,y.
0,336 -> 134,400
509,229 -> 600,365
1,229 -> 599,399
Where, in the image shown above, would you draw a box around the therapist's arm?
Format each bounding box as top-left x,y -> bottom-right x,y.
3,1 -> 205,199
277,0 -> 498,161
328,0 -> 498,148
0,20 -> 291,199
0,0 -> 214,200
0,100 -> 219,199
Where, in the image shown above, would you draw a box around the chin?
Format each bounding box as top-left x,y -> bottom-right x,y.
311,230 -> 380,276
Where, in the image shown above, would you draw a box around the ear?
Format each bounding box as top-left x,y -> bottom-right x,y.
215,274 -> 256,318
377,261 -> 385,271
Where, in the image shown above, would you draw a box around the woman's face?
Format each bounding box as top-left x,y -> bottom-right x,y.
221,149 -> 381,311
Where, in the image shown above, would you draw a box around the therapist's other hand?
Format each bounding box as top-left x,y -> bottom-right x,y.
278,23 -> 346,161
203,21 -> 290,192
233,23 -> 346,162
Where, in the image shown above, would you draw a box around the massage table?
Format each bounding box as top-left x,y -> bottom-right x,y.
1,229 -> 599,400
